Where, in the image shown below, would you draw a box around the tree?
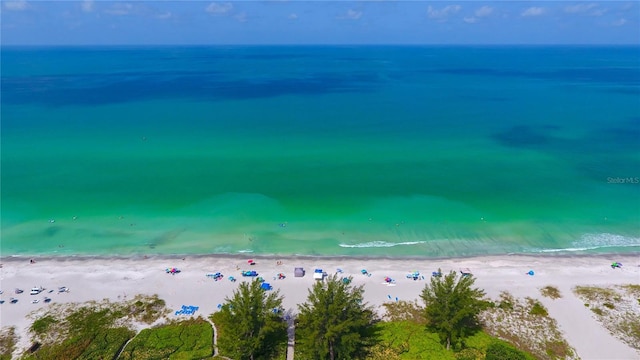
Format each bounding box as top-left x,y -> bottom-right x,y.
420,269 -> 488,350
295,274 -> 378,360
211,280 -> 288,360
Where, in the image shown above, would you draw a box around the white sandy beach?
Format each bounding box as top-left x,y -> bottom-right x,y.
1,254 -> 639,359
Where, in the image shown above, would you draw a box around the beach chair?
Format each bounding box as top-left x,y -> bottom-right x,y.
432,271 -> 442,278
460,268 -> 472,277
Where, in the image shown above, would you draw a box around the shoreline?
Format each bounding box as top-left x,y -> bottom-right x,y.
2,251 -> 639,264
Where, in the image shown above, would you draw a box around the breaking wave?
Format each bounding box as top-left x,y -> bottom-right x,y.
339,241 -> 427,248
534,233 -> 640,253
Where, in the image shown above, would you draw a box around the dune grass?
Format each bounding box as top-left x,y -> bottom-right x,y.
574,284 -> 640,351
481,292 -> 578,360
21,295 -> 169,360
540,286 -> 562,300
0,327 -> 17,360
119,317 -> 213,360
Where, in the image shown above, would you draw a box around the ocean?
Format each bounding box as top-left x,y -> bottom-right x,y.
1,45 -> 639,257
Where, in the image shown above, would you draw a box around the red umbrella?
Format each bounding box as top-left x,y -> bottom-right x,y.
248,259 -> 255,264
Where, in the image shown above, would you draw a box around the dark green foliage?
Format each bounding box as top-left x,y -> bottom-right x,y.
420,269 -> 488,350
0,327 -> 18,360
485,342 -> 527,360
30,316 -> 57,336
211,279 -> 287,360
295,274 -> 378,360
528,301 -> 548,317
119,318 -> 213,359
373,321 -> 536,360
374,320 -> 454,360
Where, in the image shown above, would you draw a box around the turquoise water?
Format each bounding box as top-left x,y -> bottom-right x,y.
1,46 -> 639,257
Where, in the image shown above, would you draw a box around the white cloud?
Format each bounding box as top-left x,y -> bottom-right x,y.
611,18 -> 627,26
620,2 -> 634,11
463,17 -> 477,24
81,0 -> 93,13
564,3 -> 596,13
4,1 -> 29,11
206,2 -> 233,15
235,12 -> 247,22
156,11 -> 172,20
475,6 -> 493,18
564,3 -> 606,16
521,7 -> 545,17
288,13 -> 298,20
427,5 -> 461,20
345,9 -> 363,20
105,3 -> 133,16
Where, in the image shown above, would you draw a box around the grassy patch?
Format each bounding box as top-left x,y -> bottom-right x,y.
0,327 -> 18,360
30,316 -> 58,336
573,284 -> 640,351
528,300 -> 548,317
21,295 -> 170,359
480,292 -> 578,360
591,308 -> 605,316
372,320 -> 535,360
540,286 -> 562,300
574,286 -> 620,303
119,317 -> 213,360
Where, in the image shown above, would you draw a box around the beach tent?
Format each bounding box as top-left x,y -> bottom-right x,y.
294,267 -> 305,277
261,283 -> 273,291
314,269 -> 325,280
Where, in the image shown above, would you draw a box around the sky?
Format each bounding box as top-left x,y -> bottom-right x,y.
1,1 -> 639,45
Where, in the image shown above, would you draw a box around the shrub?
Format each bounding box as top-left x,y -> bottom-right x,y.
30,316 -> 57,336
539,286 -> 561,300
485,342 -> 527,360
0,327 -> 17,360
529,302 -> 548,317
591,308 -> 604,316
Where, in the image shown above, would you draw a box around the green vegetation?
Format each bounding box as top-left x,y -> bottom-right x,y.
0,327 -> 18,360
371,320 -> 535,360
211,279 -> 287,360
420,269 -> 488,350
481,292 -> 577,360
382,300 -> 426,324
539,286 -> 562,300
21,295 -> 168,360
573,286 -> 620,303
590,307 -> 605,316
573,284 -> 640,351
295,275 -> 378,360
119,317 -> 213,359
485,342 -> 528,360
529,301 -> 548,317
30,316 -> 57,336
